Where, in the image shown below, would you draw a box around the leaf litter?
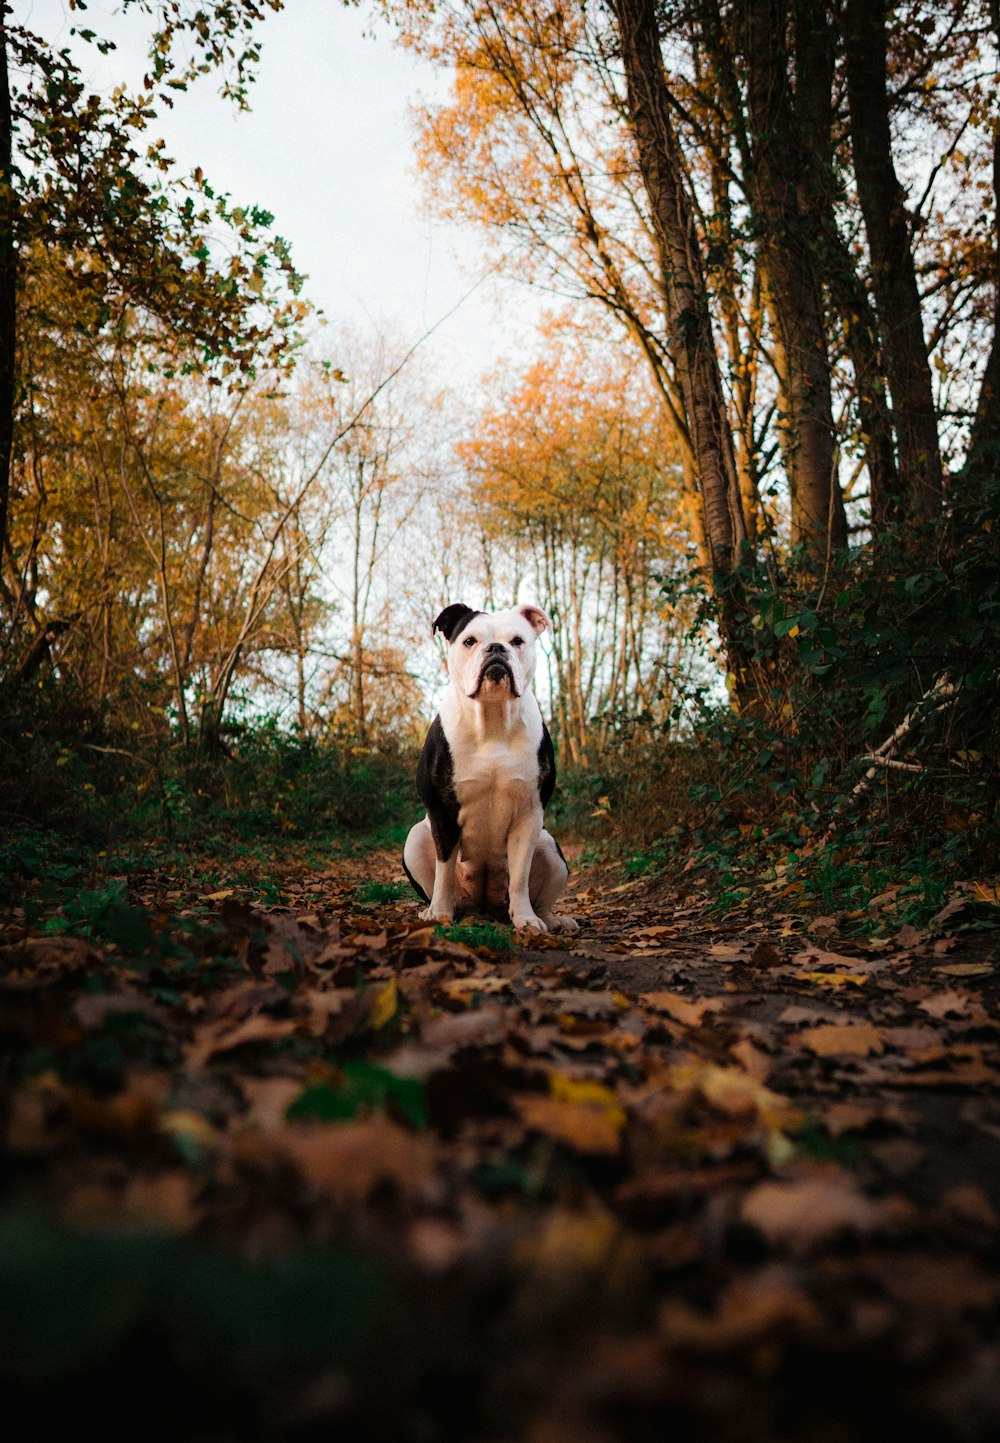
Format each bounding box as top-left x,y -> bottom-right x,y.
2,850 -> 1000,1439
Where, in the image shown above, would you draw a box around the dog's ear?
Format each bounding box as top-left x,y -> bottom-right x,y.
519,604 -> 550,635
433,603 -> 479,642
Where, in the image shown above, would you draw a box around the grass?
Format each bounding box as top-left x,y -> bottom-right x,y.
354,879 -> 411,905
434,921 -> 514,952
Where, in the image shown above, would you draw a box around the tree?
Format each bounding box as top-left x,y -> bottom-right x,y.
459,328 -> 696,762
843,0 -> 942,521
0,0 -> 303,604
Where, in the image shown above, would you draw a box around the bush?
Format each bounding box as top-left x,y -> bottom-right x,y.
0,684 -> 418,901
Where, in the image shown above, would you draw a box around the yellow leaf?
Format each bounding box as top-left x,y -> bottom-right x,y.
793,971 -> 868,988
550,1072 -> 625,1124
368,977 -> 398,1030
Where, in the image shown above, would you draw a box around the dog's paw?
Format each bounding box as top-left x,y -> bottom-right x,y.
512,911 -> 549,935
548,914 -> 580,935
419,905 -> 454,924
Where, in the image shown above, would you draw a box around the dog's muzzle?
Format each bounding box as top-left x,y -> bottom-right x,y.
471,647 -> 519,698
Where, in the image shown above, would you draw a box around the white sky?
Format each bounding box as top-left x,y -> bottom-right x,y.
23,0 -> 548,388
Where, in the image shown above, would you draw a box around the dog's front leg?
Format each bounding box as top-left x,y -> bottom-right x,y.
421,845 -> 458,923
507,808 -> 546,933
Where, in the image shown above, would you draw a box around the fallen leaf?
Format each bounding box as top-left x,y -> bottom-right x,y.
791,949 -> 872,972
793,971 -> 868,989
941,1184 -> 1000,1229
422,1005 -> 507,1050
514,1095 -> 624,1155
660,1276 -> 819,1351
730,1038 -> 772,1084
186,1012 -> 298,1067
73,988 -> 165,1028
748,941 -> 783,968
919,990 -> 975,1019
824,1102 -> 880,1137
640,991 -> 721,1027
367,976 -> 398,1030
741,1175 -> 883,1249
278,1116 -> 435,1204
791,1022 -> 885,1057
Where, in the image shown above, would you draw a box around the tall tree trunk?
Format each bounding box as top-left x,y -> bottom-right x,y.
610,0 -> 747,577
966,0 -> 1000,485
792,0 -> 900,526
843,0 -> 942,520
742,0 -> 847,555
0,6 -> 16,575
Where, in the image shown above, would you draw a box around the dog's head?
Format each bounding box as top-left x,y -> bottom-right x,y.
433,602 -> 549,702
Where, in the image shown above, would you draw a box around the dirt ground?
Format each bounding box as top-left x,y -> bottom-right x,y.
2,844 -> 1000,1441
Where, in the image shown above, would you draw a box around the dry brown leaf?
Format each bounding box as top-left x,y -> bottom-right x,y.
749,941 -> 783,968
791,1022 -> 885,1057
824,1102 -> 880,1137
709,943 -> 749,961
440,975 -> 510,1000
73,988 -> 165,1029
298,987 -> 353,1037
871,1254 -> 1000,1317
741,1174 -> 883,1249
941,1184 -> 1000,1229
408,1217 -> 467,1272
422,1005 -> 507,1050
880,1026 -> 940,1051
639,991 -> 722,1028
279,1116 -> 435,1204
514,1095 -> 624,1155
186,1012 -> 298,1067
791,948 -> 873,972
919,990 -> 975,1019
660,1276 -> 819,1351
730,1038 -> 772,1084
121,1171 -> 199,1232
239,1076 -> 302,1130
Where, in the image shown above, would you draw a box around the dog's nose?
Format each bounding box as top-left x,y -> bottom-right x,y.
485,641 -> 507,655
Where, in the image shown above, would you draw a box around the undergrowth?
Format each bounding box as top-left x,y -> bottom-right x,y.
0,689 -> 417,926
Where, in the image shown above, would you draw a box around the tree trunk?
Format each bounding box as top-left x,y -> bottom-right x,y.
843,0 -> 942,520
792,0 -> 900,526
742,0 -> 846,555
610,0 -> 747,576
0,6 -> 16,574
966,0 -> 1000,485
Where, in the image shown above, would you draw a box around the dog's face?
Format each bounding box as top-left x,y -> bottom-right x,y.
434,603 -> 549,702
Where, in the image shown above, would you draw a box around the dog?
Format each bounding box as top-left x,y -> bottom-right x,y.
402,602 -> 578,935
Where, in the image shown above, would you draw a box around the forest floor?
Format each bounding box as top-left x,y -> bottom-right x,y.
3,838 -> 1000,1440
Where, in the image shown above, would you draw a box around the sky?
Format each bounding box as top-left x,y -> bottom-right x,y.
24,0 -> 548,388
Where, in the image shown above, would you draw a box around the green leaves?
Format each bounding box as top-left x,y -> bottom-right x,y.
288,1065 -> 428,1130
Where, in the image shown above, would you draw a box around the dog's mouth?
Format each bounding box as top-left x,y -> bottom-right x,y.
470,658 -> 519,698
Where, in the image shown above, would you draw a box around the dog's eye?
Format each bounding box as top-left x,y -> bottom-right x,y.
463,636 -> 477,648
510,636 -> 525,647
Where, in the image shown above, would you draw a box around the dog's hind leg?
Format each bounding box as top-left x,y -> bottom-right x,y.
405,816 -> 460,921
530,831 -> 579,934
403,817 -> 436,904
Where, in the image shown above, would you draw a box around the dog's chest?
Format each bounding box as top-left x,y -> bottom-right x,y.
450,732 -> 539,858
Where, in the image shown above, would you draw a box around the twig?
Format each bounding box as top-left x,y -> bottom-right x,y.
820,673 -> 958,840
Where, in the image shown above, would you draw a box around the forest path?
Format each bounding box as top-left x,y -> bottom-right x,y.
3,842 -> 1000,1438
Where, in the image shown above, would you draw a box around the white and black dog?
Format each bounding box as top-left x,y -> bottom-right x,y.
402,602 -> 578,935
